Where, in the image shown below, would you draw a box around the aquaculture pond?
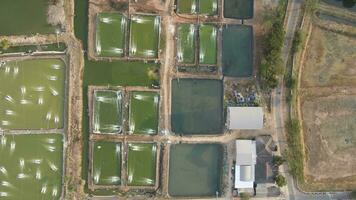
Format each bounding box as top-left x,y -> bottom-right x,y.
93,90 -> 122,134
177,24 -> 196,64
199,24 -> 217,65
129,15 -> 160,58
0,134 -> 63,200
169,143 -> 223,197
0,0 -> 56,35
127,143 -> 157,186
0,58 -> 65,130
129,91 -> 160,135
199,0 -> 218,15
177,0 -> 198,14
0,43 -> 67,54
322,0 -> 356,11
222,25 -> 253,77
171,79 -> 223,135
96,13 -> 127,57
224,0 -> 254,19
92,141 -> 121,185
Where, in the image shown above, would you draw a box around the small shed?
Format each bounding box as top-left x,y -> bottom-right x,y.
227,107 -> 263,130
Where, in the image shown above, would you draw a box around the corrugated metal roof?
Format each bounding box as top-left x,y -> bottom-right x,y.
227,107 -> 263,130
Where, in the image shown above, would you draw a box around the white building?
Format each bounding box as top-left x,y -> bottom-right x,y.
227,107 -> 263,130
235,140 -> 257,189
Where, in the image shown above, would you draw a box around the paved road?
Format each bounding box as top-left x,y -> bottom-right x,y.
273,0 -> 352,200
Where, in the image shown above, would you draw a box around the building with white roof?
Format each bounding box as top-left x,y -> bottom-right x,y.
227,107 -> 263,130
235,140 -> 257,189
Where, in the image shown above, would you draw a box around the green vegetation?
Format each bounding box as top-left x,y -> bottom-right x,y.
274,174 -> 287,187
240,192 -> 251,200
292,30 -> 304,54
272,155 -> 285,166
260,0 -> 287,88
304,0 -> 319,13
0,39 -> 11,50
285,119 -> 304,183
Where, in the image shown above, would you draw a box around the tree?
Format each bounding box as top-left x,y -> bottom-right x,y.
272,155 -> 285,166
0,39 -> 11,50
274,174 -> 287,187
239,192 -> 250,200
147,68 -> 160,86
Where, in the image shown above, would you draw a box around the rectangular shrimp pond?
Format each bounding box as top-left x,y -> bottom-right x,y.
222,25 -> 253,77
93,90 -> 122,134
95,13 -> 127,57
127,143 -> 157,186
177,24 -> 196,64
224,0 -> 254,19
0,134 -> 63,200
129,91 -> 159,135
0,0 -> 56,35
171,79 -> 223,135
92,141 -> 121,185
177,0 -> 218,15
129,15 -> 160,59
199,24 -> 217,65
169,143 -> 223,197
0,58 -> 66,130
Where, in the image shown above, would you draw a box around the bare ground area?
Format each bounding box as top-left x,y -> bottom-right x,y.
300,18 -> 356,190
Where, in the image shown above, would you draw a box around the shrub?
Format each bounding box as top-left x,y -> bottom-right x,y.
274,174 -> 287,187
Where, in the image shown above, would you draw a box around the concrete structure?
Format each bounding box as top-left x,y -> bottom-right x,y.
235,140 -> 257,189
227,107 -> 263,130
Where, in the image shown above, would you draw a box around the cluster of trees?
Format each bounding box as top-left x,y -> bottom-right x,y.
260,0 -> 288,89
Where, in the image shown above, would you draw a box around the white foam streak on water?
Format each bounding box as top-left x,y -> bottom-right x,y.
213,2 -> 217,11
41,184 -> 47,194
46,112 -> 52,121
54,116 -> 59,124
47,145 -> 56,152
47,138 -> 55,144
130,44 -> 137,55
121,17 -> 126,31
0,166 -> 7,176
144,49 -> 155,57
38,97 -> 44,105
48,75 -> 57,81
20,99 -> 31,105
32,159 -> 42,164
52,187 -> 58,196
34,86 -> 45,92
1,181 -> 12,187
5,110 -> 15,115
101,17 -> 114,24
17,173 -> 29,179
191,2 -> 197,13
48,162 -> 58,171
50,87 -> 58,96
94,170 -> 101,184
36,169 -> 41,180
13,67 -> 19,76
10,141 -> 15,153
5,95 -> 15,103
0,192 -> 9,197
5,66 -> 10,74
109,176 -> 120,183
51,64 -> 61,70
2,121 -> 10,126
1,136 -> 7,146
19,158 -> 25,169
20,86 -> 26,95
